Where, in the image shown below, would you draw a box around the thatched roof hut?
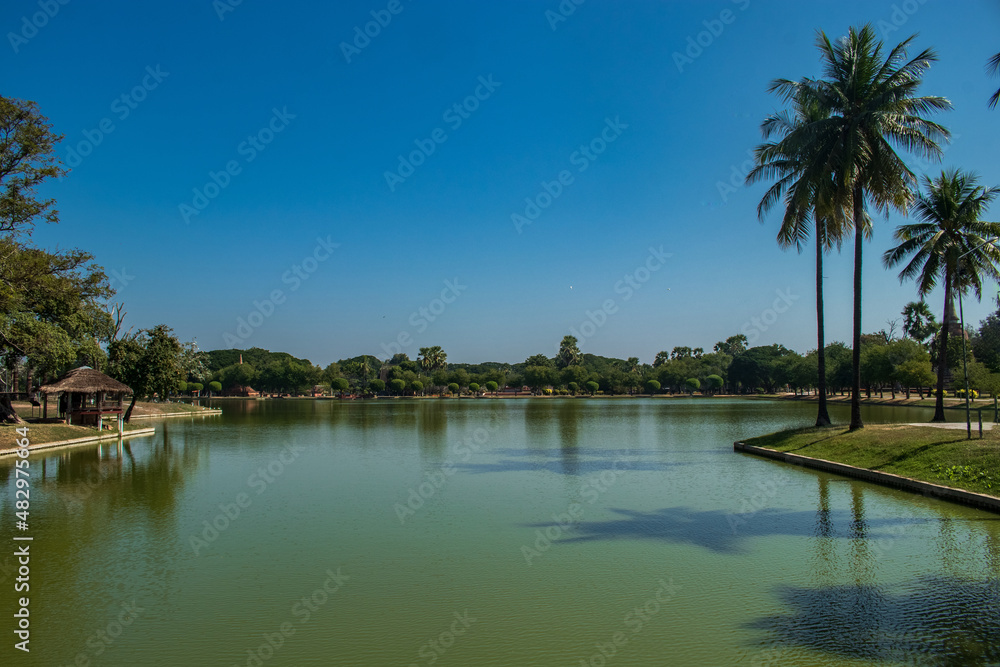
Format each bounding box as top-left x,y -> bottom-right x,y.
39,367 -> 131,430
39,367 -> 132,395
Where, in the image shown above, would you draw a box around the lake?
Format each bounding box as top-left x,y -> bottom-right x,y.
3,398 -> 999,666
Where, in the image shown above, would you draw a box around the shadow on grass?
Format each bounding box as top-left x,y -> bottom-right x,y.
745,575 -> 1000,666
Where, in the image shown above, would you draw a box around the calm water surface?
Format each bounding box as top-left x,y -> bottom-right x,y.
2,398 -> 999,666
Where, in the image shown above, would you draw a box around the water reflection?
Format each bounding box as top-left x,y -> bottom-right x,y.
747,576 -> 1000,665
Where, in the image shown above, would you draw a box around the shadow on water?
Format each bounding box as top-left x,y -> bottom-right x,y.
525,506 -> 929,555
745,575 -> 1000,666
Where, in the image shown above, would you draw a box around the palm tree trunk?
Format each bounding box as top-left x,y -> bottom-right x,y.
849,186 -> 864,431
815,217 -> 831,427
932,280 -> 951,422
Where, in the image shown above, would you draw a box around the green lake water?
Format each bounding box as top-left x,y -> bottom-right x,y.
2,398 -> 999,666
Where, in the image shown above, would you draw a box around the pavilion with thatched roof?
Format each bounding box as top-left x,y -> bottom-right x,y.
38,367 -> 132,433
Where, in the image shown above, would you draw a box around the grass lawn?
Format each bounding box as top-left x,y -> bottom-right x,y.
0,421 -> 151,450
744,424 -> 1000,497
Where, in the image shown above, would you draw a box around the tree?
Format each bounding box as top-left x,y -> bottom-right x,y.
748,81 -> 845,426
557,335 -> 582,368
523,366 -> 554,393
713,335 -> 747,357
684,378 -> 700,394
410,380 -> 424,396
485,380 -> 498,395
645,379 -> 660,394
418,346 -> 447,374
331,378 -> 350,396
988,51 -> 1000,109
369,379 -> 385,394
653,351 -> 670,367
208,381 -> 222,395
772,25 -> 950,430
390,378 -> 406,395
108,325 -> 182,420
447,382 -> 460,395
902,301 -> 938,345
705,375 -> 724,394
884,169 -> 1000,420
567,381 -> 580,395
585,380 -> 599,395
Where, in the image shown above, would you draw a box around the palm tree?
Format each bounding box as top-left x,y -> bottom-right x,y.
418,346 -> 447,374
772,25 -> 951,430
987,51 -> 1000,109
883,168 -> 1000,421
747,83 -> 845,427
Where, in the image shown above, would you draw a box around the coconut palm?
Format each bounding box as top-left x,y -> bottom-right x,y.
747,83 -> 845,427
772,25 -> 951,430
883,168 -> 1000,421
987,51 -> 1000,109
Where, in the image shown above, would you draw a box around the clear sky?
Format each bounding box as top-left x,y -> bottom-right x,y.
5,0 -> 1000,366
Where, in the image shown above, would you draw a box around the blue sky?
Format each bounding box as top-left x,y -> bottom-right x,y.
5,0 -> 1000,366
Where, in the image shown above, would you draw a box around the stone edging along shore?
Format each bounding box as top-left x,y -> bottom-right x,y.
0,427 -> 157,457
734,441 -> 1000,515
129,408 -> 222,420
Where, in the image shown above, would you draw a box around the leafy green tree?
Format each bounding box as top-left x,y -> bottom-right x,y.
177,380 -> 188,393
485,380 -> 498,395
389,378 -> 405,395
524,353 -> 552,367
684,378 -> 701,394
369,379 -> 385,394
645,379 -> 661,394
884,169 -> 1000,420
468,382 -> 480,393
585,380 -> 599,395
653,351 -> 670,367
523,366 -> 554,393
331,378 -> 350,395
209,381 -> 222,394
410,380 -> 424,395
705,375 -> 724,394
713,335 -> 748,357
447,382 -> 459,395
567,381 -> 580,395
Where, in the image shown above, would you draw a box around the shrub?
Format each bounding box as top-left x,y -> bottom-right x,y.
955,388 -> 979,399
177,381 -> 188,392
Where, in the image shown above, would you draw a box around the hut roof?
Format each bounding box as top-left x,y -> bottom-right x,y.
39,367 -> 132,394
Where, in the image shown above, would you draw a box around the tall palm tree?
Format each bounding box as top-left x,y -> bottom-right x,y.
987,51 -> 1000,109
883,168 -> 1000,421
772,25 -> 951,430
747,83 -> 845,427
